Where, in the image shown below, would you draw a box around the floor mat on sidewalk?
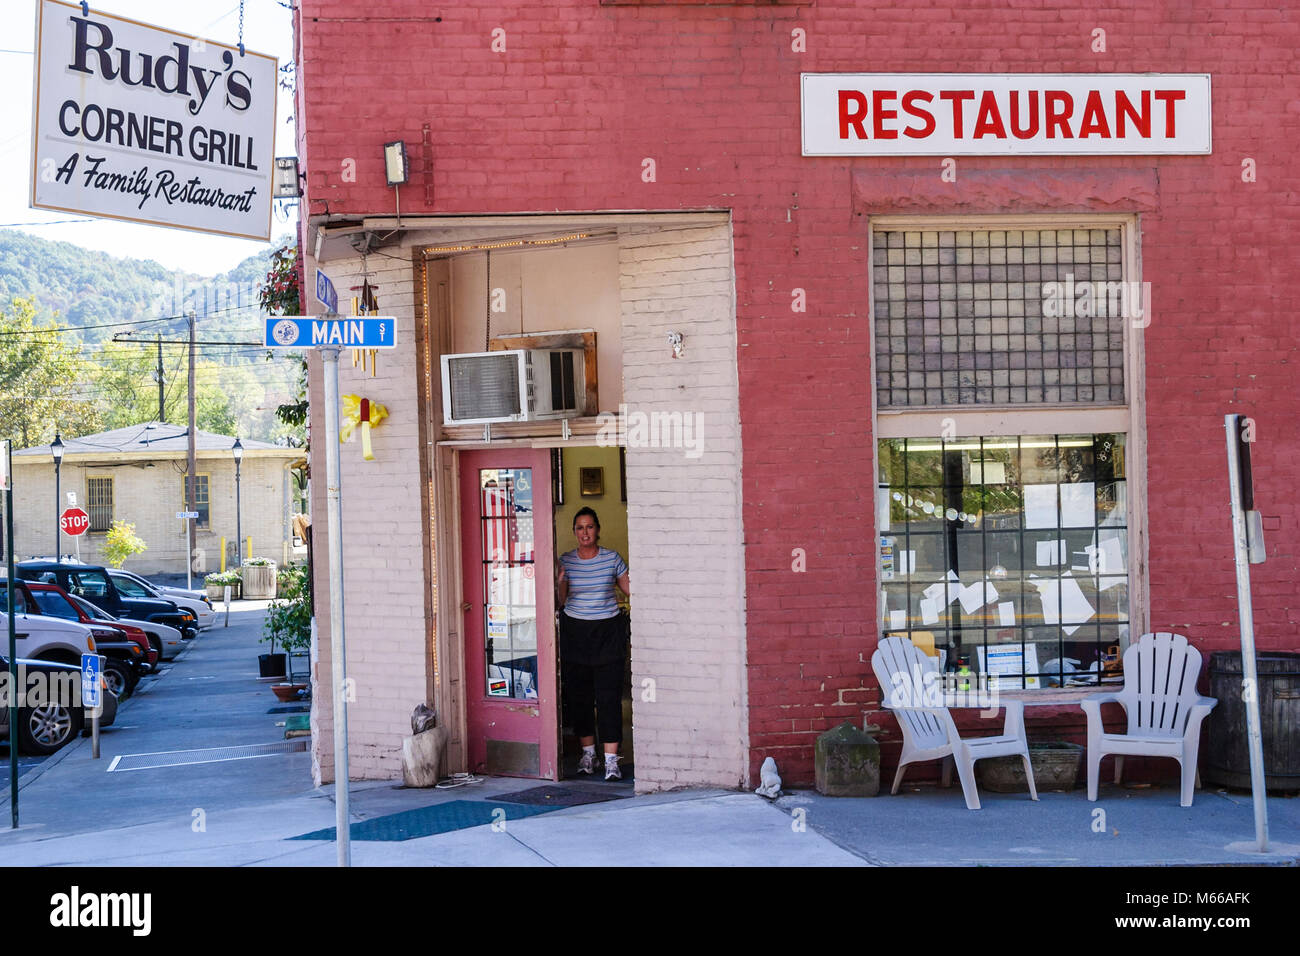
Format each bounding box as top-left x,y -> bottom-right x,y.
290,800 -> 560,842
267,705 -> 309,714
489,785 -> 628,808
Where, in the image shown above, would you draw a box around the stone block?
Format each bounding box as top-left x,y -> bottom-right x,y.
814,721 -> 880,798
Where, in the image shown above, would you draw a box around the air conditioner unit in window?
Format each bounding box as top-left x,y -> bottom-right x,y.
441,348 -> 586,425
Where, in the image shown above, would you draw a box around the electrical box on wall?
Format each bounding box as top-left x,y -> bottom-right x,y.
441,349 -> 586,425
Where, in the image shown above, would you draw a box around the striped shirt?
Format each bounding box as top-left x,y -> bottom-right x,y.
560,547 -> 628,620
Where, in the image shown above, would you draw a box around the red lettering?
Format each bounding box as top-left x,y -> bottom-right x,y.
1115,90 -> 1150,137
939,90 -> 975,138
1154,89 -> 1185,136
972,90 -> 1007,138
1009,90 -> 1039,139
901,90 -> 936,138
872,89 -> 898,139
1078,90 -> 1111,138
839,90 -> 868,139
1044,90 -> 1074,138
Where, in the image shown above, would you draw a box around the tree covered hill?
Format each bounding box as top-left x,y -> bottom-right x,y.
0,229 -> 303,446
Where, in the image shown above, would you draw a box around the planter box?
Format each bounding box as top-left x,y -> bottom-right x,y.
206,581 -> 240,600
242,562 -> 277,599
979,742 -> 1084,793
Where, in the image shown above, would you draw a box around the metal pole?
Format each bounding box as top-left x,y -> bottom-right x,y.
7,440 -> 18,827
1223,414 -> 1269,852
235,459 -> 243,568
187,309 -> 197,591
54,454 -> 60,564
322,345 -> 351,866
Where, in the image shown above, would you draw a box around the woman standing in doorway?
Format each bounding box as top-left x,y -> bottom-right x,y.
557,507 -> 630,780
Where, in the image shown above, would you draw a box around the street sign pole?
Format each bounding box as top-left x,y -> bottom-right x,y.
5,440 -> 18,828
322,343 -> 351,867
1224,413 -> 1268,853
264,316 -> 395,867
81,653 -> 103,760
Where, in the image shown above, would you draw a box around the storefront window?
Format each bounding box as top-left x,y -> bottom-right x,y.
878,434 -> 1129,689
478,468 -> 538,700
873,222 -> 1140,689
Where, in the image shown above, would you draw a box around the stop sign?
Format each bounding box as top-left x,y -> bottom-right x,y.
60,508 -> 90,536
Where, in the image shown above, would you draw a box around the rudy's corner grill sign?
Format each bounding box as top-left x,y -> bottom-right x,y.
30,0 -> 278,240
801,73 -> 1211,156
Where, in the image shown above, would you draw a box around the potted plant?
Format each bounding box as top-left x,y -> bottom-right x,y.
204,569 -> 242,601
263,563 -> 311,691
242,557 -> 278,599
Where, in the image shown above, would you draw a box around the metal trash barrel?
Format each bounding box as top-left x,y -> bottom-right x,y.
1204,651 -> 1300,792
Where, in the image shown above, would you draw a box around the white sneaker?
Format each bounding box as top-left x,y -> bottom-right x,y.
577,750 -> 596,775
604,754 -> 621,781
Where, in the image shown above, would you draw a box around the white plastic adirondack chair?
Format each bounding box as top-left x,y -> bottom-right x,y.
1081,632 -> 1217,807
872,636 -> 1038,810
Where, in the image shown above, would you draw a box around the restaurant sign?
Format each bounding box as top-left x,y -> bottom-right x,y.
802,74 -> 1211,156
30,0 -> 278,240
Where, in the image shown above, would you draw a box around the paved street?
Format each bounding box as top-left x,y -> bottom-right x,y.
0,599 -> 316,842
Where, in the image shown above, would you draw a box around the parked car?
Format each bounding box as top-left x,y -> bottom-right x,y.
107,569 -> 214,629
1,580 -> 147,697
0,654 -> 118,755
17,562 -> 197,640
24,583 -> 159,670
21,577 -> 183,662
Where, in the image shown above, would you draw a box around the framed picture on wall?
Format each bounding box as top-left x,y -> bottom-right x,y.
580,467 -> 604,497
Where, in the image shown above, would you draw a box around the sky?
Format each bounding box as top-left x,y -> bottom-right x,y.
2,0 -> 297,276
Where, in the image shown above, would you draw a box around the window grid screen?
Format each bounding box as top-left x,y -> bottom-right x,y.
873,228 -> 1127,407
87,476 -> 112,532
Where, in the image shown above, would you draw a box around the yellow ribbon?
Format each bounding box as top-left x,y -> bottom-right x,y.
340,395 -> 389,461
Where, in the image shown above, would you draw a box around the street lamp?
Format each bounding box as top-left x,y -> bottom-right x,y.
232,438 -> 243,569
51,433 -> 64,563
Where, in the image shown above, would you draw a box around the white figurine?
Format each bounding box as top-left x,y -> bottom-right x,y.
756,756 -> 782,798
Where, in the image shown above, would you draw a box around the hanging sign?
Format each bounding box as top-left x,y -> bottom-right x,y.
30,1 -> 278,239
802,74 -> 1211,156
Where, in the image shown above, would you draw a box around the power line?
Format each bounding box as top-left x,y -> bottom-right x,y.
0,304 -> 268,337
0,219 -> 95,226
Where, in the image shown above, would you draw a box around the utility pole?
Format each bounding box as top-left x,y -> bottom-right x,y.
186,309 -> 197,586
156,335 -> 166,423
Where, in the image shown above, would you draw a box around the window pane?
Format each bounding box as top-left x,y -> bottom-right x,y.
479,468 -> 537,701
877,434 -> 1129,690
87,477 -> 113,532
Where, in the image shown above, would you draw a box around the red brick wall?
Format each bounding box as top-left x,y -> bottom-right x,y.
297,1 -> 1300,786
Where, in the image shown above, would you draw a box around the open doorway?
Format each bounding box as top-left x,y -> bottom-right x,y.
552,444 -> 633,783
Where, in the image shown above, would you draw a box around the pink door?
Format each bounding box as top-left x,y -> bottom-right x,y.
459,448 -> 557,779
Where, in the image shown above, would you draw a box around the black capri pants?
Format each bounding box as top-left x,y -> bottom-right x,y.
561,612 -> 627,745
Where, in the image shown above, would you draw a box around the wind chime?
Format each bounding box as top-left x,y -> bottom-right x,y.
342,253 -> 387,460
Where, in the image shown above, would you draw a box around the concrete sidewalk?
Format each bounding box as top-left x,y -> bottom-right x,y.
0,598 -> 1295,867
